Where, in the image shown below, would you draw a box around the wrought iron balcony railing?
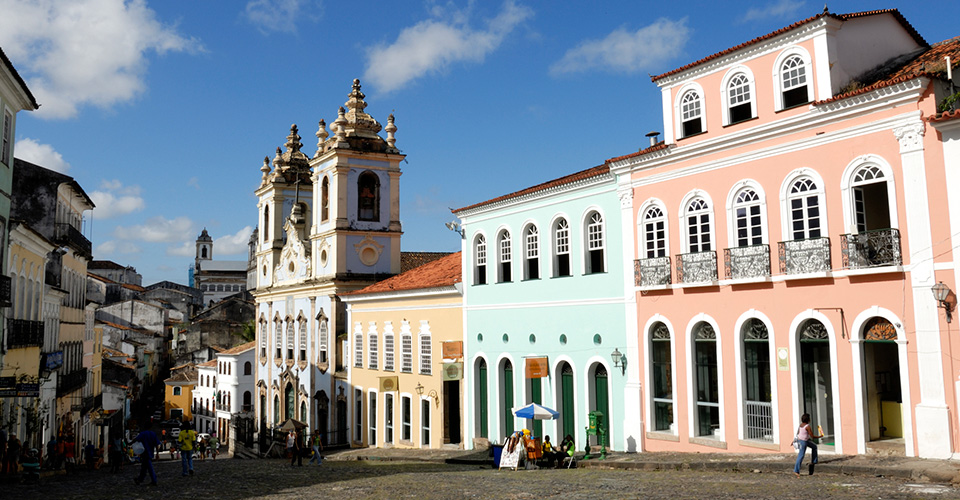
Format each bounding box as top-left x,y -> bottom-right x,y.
634,256 -> 671,287
724,244 -> 771,280
676,251 -> 718,284
778,237 -> 831,275
55,223 -> 92,258
0,275 -> 11,308
7,319 -> 44,348
57,367 -> 88,397
841,228 -> 902,269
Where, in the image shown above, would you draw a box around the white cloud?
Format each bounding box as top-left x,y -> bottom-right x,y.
95,240 -> 141,255
550,18 -> 690,75
166,241 -> 195,257
0,0 -> 202,119
214,226 -> 254,255
364,1 -> 532,93
243,0 -> 322,35
114,215 -> 195,243
187,177 -> 200,189
13,138 -> 70,172
90,180 -> 145,219
741,0 -> 806,22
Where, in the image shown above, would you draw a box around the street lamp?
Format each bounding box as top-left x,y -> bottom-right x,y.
445,221 -> 464,237
415,382 -> 424,396
610,348 -> 626,375
932,281 -> 953,323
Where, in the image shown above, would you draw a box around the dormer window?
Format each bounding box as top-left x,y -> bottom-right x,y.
680,90 -> 703,137
781,56 -> 809,109
727,74 -> 752,124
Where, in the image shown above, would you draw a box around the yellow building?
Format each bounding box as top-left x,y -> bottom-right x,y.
340,252 -> 463,449
164,365 -> 197,423
1,221 -> 54,449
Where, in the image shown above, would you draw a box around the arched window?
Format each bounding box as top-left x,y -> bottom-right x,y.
741,318 -> 772,441
298,319 -> 307,361
201,247 -> 208,259
474,235 -> 487,285
787,177 -> 822,240
727,73 -> 753,124
497,230 -> 512,283
693,322 -> 719,437
733,188 -> 763,247
358,171 -> 380,221
259,320 -> 267,358
319,316 -> 329,364
263,205 -> 269,242
553,218 -> 571,277
275,320 -> 282,359
286,320 -> 295,359
321,176 -> 330,222
585,212 -> 605,274
642,206 -> 667,258
650,322 -> 673,432
851,164 -> 891,233
244,361 -> 252,375
686,198 -> 712,253
680,90 -> 703,137
781,55 -> 809,109
523,225 -> 539,280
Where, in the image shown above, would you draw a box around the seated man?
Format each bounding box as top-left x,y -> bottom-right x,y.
541,436 -> 565,468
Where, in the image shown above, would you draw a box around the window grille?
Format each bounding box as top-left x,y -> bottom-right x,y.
687,198 -> 712,252
734,189 -> 763,247
319,319 -> 328,364
788,178 -> 821,239
643,207 -> 666,258
299,321 -> 307,361
354,323 -> 363,368
275,321 -> 282,358
384,324 -> 395,371
369,323 -> 379,370
401,330 -> 413,373
419,328 -> 432,375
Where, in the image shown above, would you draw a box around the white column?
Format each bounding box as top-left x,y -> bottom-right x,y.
894,121 -> 952,458
617,184 -> 643,452
931,117 -> 960,458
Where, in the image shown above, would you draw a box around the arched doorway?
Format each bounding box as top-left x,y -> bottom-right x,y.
500,359 -> 514,439
475,358 -> 488,439
315,391 -> 329,445
861,317 -> 903,452
798,319 -> 834,447
590,364 -> 610,447
557,362 -> 575,440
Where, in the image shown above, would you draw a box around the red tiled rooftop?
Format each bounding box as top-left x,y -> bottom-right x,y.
452,165 -> 609,213
651,9 -> 926,83
342,252 -> 461,296
219,341 -> 256,355
606,141 -> 669,164
929,108 -> 960,123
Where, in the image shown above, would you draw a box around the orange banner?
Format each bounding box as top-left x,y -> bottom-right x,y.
525,357 -> 548,378
442,341 -> 463,359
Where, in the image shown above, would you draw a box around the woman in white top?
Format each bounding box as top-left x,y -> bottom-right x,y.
794,412 -> 823,476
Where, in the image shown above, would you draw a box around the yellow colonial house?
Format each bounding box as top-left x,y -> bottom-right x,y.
341,252 -> 464,449
163,364 -> 197,423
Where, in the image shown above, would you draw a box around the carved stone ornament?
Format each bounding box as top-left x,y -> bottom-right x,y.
618,188 -> 634,208
354,234 -> 384,267
893,122 -> 925,153
273,219 -> 312,284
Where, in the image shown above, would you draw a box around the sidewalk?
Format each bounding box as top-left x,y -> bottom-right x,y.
325,447 -> 960,485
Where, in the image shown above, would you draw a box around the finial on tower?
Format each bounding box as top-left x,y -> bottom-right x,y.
260,155 -> 271,182
385,114 -> 397,149
334,106 -> 348,145
284,124 -> 303,154
823,4 -> 828,14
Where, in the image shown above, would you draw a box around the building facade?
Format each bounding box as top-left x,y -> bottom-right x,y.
610,9 -> 960,459
454,164 -> 634,452
193,228 -> 249,306
341,252 -> 463,449
254,79 -> 404,446
212,341 -> 255,450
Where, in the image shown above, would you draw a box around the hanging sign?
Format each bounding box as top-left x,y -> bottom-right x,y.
442,362 -> 463,381
777,347 -> 789,371
525,357 -> 549,379
379,376 -> 399,392
441,341 -> 463,359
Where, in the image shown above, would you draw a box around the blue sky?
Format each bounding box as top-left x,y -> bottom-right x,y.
2,0 -> 957,285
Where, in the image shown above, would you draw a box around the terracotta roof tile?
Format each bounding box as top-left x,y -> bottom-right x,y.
401,252 -> 453,273
606,141 -> 669,164
928,108 -> 960,123
452,165 -> 609,213
342,252 -> 462,296
651,9 -> 926,83
219,341 -> 256,355
814,36 -> 960,105
197,359 -> 217,368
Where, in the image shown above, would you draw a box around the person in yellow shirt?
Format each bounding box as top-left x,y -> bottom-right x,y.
177,424 -> 197,476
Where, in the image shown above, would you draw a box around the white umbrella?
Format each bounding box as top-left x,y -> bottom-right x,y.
512,402 -> 559,420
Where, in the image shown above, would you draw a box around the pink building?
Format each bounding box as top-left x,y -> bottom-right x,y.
608,9 -> 960,459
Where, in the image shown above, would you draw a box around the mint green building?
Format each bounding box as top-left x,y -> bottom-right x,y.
454,164 -> 640,452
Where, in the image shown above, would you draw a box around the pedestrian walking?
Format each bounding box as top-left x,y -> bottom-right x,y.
178,423 -> 197,476
793,413 -> 823,477
287,430 -> 303,467
209,433 -> 219,460
3,433 -> 20,475
308,433 -> 323,465
198,436 -> 206,460
63,435 -> 76,473
45,436 -> 59,470
84,440 -> 96,469
109,438 -> 123,473
132,422 -> 159,486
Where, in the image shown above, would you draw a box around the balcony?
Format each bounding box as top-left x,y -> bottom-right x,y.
676,251 -> 718,284
724,244 -> 771,280
634,256 -> 671,287
841,229 -> 902,269
0,275 -> 10,307
55,223 -> 92,258
7,319 -> 44,348
778,237 -> 831,275
57,367 -> 87,397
